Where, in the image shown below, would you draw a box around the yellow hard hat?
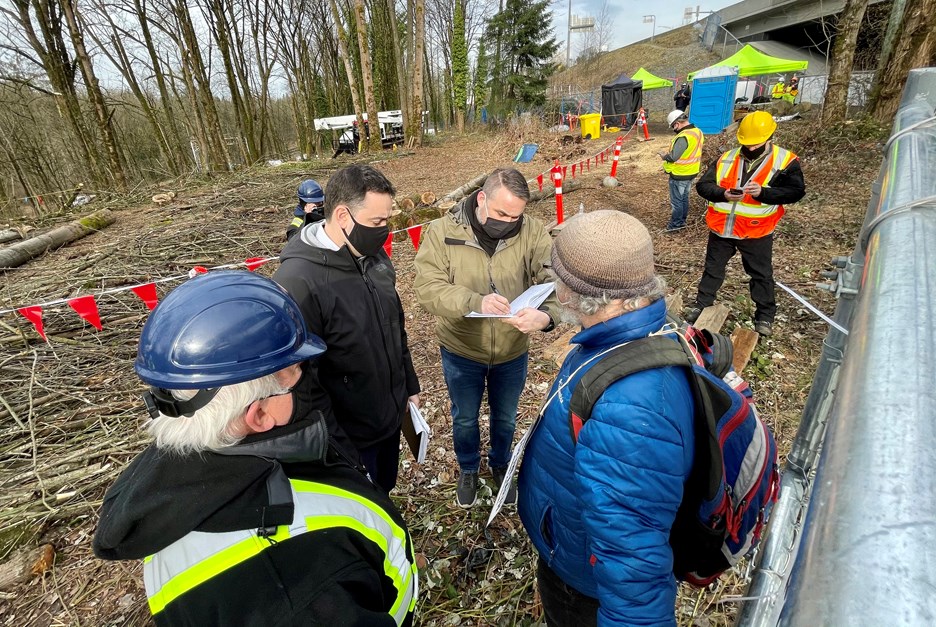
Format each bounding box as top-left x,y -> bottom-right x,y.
737,111 -> 777,145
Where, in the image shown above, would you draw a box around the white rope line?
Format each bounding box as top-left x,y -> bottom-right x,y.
775,281 -> 848,335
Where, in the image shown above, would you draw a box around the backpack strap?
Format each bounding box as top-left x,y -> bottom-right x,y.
568,334 -> 726,503
568,336 -> 690,443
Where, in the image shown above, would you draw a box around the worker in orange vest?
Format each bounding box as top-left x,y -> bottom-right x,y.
684,111 -> 806,337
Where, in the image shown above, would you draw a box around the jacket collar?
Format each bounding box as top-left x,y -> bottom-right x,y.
570,299 -> 667,350
213,414 -> 330,464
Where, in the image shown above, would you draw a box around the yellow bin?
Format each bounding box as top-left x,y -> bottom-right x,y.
579,113 -> 601,139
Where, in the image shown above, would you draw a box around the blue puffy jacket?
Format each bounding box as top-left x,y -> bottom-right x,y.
518,299 -> 695,626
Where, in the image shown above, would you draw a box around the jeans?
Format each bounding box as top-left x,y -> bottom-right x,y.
440,347 -> 528,472
667,177 -> 693,229
696,231 -> 776,323
537,558 -> 599,627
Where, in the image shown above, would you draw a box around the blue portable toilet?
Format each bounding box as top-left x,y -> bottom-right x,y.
689,66 -> 739,134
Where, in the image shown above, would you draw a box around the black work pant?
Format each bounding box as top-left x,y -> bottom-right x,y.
537,558 -> 599,627
358,427 -> 402,493
696,231 -> 776,323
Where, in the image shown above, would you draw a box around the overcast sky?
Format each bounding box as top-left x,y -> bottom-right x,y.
549,0 -> 739,53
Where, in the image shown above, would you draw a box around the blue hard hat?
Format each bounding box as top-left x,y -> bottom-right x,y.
135,271 -> 326,389
297,179 -> 324,204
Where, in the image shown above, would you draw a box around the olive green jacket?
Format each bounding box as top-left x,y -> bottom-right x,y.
413,192 -> 558,365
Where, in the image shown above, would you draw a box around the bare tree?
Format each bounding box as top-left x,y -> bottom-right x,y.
353,0 -> 382,151
330,0 -> 366,146
868,0 -> 936,123
407,0 -> 425,144
821,0 -> 870,125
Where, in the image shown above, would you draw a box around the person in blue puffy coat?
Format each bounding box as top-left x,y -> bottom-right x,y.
518,210 -> 695,626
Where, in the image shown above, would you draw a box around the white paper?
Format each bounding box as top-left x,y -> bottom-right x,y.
466,282 -> 555,318
409,402 -> 432,463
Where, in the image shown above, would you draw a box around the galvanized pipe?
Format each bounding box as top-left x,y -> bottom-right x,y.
737,67 -> 936,626
780,67 -> 936,625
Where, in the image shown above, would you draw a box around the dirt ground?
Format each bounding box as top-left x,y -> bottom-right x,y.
0,117 -> 883,626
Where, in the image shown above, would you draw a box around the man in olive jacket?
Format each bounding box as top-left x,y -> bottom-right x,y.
414,168 -> 558,508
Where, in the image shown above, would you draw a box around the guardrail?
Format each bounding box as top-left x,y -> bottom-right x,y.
736,67 -> 936,626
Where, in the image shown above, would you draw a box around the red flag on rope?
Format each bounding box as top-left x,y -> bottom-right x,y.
383,232 -> 393,257
572,163 -> 577,178
408,225 -> 422,252
17,306 -> 46,340
562,166 -> 568,179
587,158 -> 591,171
536,174 -> 544,191
131,283 -> 158,310
245,257 -> 267,271
67,295 -> 103,331
188,266 -> 208,278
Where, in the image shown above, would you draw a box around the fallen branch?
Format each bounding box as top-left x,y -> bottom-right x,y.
528,177 -> 582,203
0,210 -> 116,269
438,172 -> 491,204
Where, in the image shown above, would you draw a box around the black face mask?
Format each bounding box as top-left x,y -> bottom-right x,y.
481,198 -> 523,239
741,144 -> 768,160
342,210 -> 389,256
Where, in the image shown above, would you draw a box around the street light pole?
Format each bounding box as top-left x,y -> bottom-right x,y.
643,15 -> 656,43
566,0 -> 572,66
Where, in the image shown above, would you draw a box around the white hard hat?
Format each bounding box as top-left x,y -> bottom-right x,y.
667,110 -> 686,126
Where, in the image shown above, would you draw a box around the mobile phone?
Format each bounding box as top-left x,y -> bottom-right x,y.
728,188 -> 744,195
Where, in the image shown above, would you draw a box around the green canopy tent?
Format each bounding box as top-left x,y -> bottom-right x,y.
688,44 -> 808,80
631,67 -> 673,90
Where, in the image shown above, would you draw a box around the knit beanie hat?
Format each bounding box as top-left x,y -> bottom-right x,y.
551,210 -> 657,299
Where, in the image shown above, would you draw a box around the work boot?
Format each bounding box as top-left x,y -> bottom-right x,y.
491,466 -> 517,506
456,470 -> 478,508
754,320 -> 773,337
684,306 -> 702,324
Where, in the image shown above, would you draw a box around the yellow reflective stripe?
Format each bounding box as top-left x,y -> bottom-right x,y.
290,480 -> 408,547
291,479 -> 417,623
147,525 -> 291,615
674,128 -> 704,165
304,515 -> 415,624
290,217 -> 304,227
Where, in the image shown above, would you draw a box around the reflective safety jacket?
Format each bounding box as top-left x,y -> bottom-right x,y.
700,144 -> 803,239
771,82 -> 785,99
663,126 -> 704,178
93,419 -> 418,626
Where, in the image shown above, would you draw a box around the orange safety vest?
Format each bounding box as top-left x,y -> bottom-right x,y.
705,144 -> 798,239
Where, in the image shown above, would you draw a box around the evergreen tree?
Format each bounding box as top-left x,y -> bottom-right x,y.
486,0 -> 558,111
452,0 -> 469,131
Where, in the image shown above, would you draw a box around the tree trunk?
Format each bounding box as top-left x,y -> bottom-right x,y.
868,0 -> 936,123
452,0 -> 467,133
330,0 -> 366,149
406,0 -> 425,145
0,210 -> 115,269
353,0 -> 383,152
136,0 -> 189,172
820,0 -> 871,125
59,0 -> 127,189
386,0 -> 409,134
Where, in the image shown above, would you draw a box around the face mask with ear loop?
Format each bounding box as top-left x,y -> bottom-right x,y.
340,208 -> 390,256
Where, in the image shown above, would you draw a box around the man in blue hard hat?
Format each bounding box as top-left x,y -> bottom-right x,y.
286,179 -> 325,240
275,165 -> 420,493
92,271 -> 418,626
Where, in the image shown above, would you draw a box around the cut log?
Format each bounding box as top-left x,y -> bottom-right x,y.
437,200 -> 456,212
388,211 -> 411,241
543,329 -> 578,367
0,209 -> 115,269
439,171 -> 491,204
420,191 -> 436,206
693,304 -> 731,334
0,544 -> 54,591
410,207 -> 444,227
730,327 -> 760,374
529,178 -> 582,203
398,197 -> 415,211
0,229 -> 23,244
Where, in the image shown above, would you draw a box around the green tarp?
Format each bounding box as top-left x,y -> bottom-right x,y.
688,44 -> 808,80
630,67 -> 673,90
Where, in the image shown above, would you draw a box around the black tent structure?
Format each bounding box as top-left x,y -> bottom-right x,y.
601,74 -> 643,128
